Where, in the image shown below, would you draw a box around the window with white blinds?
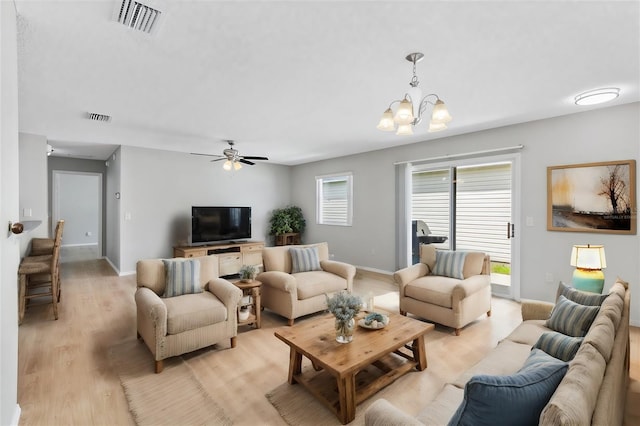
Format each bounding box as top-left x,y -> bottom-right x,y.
316,173 -> 353,226
412,162 -> 512,263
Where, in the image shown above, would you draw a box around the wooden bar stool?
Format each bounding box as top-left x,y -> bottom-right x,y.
18,220 -> 64,325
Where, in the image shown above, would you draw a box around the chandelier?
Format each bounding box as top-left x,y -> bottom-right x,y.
377,52 -> 452,135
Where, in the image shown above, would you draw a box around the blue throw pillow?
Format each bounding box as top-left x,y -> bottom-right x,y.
546,295 -> 599,337
432,250 -> 467,279
558,281 -> 608,306
448,349 -> 568,426
290,246 -> 322,273
533,331 -> 583,362
162,258 -> 202,297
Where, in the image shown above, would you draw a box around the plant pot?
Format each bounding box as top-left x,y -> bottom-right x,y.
335,317 -> 355,344
239,308 -> 250,321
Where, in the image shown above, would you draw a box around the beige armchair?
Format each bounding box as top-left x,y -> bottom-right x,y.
135,255 -> 242,373
395,245 -> 491,335
257,242 -> 356,325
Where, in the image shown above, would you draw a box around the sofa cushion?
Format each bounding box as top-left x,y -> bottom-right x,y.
419,244 -> 437,272
163,291 -> 227,335
546,295 -> 599,337
290,246 -> 322,273
448,349 -> 568,426
295,271 -> 346,300
533,332 -> 583,362
599,290 -> 624,330
432,250 -> 467,279
452,339 -> 533,389
557,281 -> 608,306
583,312 -> 615,362
503,319 -> 550,346
540,342 -> 607,425
462,252 -> 485,278
163,258 -> 203,297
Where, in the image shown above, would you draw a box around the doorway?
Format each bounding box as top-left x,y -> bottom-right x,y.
408,154 -> 520,300
52,171 -> 102,261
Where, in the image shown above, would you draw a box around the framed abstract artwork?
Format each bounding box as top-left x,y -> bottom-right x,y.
547,160 -> 636,234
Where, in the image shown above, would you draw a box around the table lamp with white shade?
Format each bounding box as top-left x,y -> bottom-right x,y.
570,244 -> 606,294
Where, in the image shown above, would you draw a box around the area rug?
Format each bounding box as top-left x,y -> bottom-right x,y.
109,339 -> 232,426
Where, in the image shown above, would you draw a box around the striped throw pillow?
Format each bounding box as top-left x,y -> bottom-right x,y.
546,295 -> 599,337
162,259 -> 203,298
290,247 -> 322,273
432,250 -> 467,279
557,281 -> 608,306
533,332 -> 584,362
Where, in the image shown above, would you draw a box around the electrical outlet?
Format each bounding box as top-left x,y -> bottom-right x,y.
86,231 -> 92,237
545,273 -> 554,283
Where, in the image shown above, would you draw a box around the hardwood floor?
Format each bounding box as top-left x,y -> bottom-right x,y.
17,258 -> 640,425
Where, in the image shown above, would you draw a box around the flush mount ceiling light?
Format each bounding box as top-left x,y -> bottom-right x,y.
377,52 -> 452,136
574,88 -> 620,106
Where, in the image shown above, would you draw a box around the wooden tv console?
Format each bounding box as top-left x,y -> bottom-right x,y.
173,241 -> 264,277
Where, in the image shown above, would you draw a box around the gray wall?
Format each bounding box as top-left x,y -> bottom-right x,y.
55,173 -> 100,246
291,102 -> 640,326
105,148 -> 122,271
1,2 -> 21,424
18,133 -> 49,256
114,145 -> 291,274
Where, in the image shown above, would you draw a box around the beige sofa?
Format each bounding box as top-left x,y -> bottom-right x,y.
135,255 -> 242,373
365,278 -> 630,425
395,245 -> 492,335
257,242 -> 356,325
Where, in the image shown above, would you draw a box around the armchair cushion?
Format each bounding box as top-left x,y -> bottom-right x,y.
546,295 -> 599,337
404,276 -> 460,309
162,258 -> 203,297
163,291 -> 227,335
432,250 -> 467,279
290,246 -> 322,273
295,271 -> 347,300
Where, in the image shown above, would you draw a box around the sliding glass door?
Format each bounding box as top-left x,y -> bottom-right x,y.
410,156 -> 519,298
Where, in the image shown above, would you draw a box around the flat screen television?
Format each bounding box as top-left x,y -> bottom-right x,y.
191,206 -> 251,245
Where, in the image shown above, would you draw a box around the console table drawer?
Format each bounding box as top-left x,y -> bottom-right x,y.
219,254 -> 242,276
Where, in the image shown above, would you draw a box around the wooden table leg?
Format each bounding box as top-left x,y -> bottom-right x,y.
252,286 -> 261,329
412,334 -> 428,370
287,347 -> 302,384
336,374 -> 356,424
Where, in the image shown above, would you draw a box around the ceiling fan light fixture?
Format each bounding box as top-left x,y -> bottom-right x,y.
223,160 -> 232,171
574,88 -> 620,106
233,161 -> 242,171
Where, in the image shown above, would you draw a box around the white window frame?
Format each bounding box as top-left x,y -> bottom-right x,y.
316,172 -> 353,226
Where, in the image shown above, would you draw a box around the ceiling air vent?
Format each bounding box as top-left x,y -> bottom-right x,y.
87,112 -> 112,123
115,0 -> 162,34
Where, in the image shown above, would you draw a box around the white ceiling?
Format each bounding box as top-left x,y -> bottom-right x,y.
15,0 -> 640,165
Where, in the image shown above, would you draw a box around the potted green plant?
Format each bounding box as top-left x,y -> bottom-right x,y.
238,264 -> 257,282
269,205 -> 306,243
326,291 -> 362,344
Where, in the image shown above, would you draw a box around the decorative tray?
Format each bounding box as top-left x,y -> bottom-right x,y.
358,312 -> 390,330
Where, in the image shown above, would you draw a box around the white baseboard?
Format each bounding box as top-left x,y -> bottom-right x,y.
62,243 -> 99,247
104,256 -> 135,276
355,265 -> 394,276
631,319 -> 640,327
11,404 -> 21,426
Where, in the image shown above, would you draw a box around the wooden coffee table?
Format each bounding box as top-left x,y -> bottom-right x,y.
274,311 -> 434,424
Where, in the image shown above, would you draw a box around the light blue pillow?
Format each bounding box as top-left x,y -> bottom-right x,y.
162,258 -> 202,297
290,246 -> 322,273
448,349 -> 568,426
533,331 -> 583,362
546,295 -> 600,337
432,250 -> 467,279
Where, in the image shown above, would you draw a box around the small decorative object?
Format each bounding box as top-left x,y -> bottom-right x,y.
326,291 -> 362,343
238,265 -> 257,282
238,307 -> 250,321
570,244 -> 606,293
358,312 -> 390,330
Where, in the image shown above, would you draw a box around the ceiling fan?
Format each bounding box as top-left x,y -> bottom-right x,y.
191,140 -> 269,171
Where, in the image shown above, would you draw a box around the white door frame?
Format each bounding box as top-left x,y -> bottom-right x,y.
409,152 -> 521,301
52,170 -> 103,257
